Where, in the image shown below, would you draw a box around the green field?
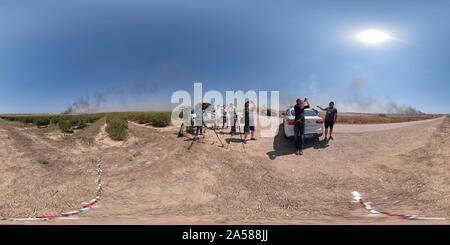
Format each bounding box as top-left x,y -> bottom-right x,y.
0,111 -> 172,140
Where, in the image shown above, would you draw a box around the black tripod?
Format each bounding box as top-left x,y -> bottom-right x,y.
227,115 -> 246,152
211,125 -> 224,147
227,116 -> 237,149
187,126 -> 199,150
187,116 -> 203,150
236,117 -> 246,153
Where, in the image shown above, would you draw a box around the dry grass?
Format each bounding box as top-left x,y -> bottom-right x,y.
320,113 -> 442,124
71,117 -> 106,145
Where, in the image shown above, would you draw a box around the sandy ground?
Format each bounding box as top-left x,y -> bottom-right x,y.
0,116 -> 448,225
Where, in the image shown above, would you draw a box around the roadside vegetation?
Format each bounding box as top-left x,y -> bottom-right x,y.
104,112 -> 171,141
0,114 -> 105,132
122,112 -> 172,127
0,111 -> 171,141
106,113 -> 129,141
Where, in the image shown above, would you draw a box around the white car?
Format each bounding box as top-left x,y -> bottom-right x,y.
283,107 -> 324,140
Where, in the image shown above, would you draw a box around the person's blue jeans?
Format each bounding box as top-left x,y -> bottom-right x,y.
294,122 -> 305,150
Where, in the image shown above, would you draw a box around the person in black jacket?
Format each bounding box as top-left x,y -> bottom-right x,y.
293,97 -> 310,155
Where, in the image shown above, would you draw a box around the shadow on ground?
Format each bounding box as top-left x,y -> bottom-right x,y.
266,124 -> 330,160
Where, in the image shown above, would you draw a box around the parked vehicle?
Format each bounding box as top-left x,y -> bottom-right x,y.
283,107 -> 324,140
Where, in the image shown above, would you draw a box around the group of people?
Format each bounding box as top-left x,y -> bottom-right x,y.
190,102 -> 257,144
293,98 -> 337,155
189,98 -> 338,156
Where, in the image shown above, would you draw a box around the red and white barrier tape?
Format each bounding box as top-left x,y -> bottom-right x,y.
1,159 -> 104,221
352,191 -> 449,221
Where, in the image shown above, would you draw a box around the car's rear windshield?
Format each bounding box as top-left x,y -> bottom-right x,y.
289,109 -> 317,116
305,110 -> 318,116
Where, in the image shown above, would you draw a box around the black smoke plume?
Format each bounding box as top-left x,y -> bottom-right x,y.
62,82 -> 158,114
63,97 -> 90,114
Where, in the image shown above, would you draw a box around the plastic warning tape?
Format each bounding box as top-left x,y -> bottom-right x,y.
1,159 -> 104,221
352,191 -> 449,221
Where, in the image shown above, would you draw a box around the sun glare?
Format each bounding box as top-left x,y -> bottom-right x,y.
357,29 -> 391,44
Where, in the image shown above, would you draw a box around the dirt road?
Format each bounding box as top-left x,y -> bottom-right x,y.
334,117 -> 444,133
0,116 -> 448,224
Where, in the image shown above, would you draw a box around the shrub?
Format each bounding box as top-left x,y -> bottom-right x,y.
22,117 -> 34,124
123,112 -> 171,126
58,120 -> 72,133
50,116 -> 61,125
69,118 -> 81,127
37,159 -> 49,164
0,114 -> 105,128
33,118 -> 50,127
150,112 -> 171,127
106,117 -> 128,141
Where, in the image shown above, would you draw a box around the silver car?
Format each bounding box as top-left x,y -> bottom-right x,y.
283,107 -> 324,140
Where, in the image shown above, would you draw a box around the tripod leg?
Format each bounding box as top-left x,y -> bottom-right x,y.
237,121 -> 246,153
202,122 -> 206,138
227,118 -> 235,149
213,127 -> 224,147
188,126 -> 199,150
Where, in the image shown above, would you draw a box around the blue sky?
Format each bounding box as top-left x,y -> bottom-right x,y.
0,0 -> 449,114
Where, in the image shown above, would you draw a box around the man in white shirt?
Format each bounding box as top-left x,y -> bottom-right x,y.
221,105 -> 228,129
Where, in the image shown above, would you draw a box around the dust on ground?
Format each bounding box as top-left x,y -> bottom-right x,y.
0,115 -> 448,224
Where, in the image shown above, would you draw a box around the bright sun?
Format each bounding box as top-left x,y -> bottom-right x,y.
357,29 -> 391,44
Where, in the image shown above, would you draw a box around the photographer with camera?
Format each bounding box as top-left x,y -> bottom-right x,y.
293,97 -> 310,155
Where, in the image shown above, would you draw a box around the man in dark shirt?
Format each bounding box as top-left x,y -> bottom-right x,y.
317,101 -> 337,140
230,104 -> 237,135
293,98 -> 310,155
243,101 -> 256,143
